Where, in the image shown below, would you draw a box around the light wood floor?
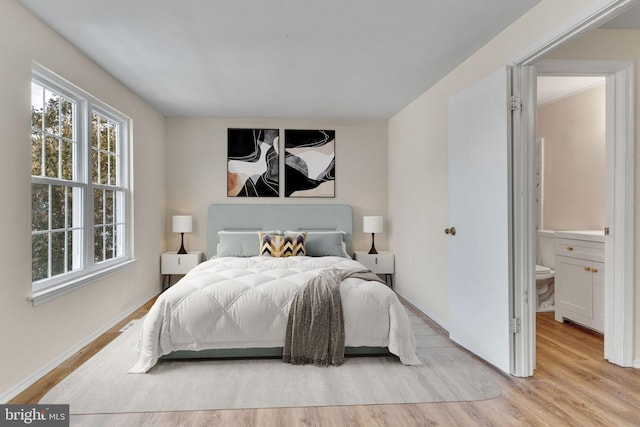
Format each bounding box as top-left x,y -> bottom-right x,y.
10,297 -> 640,426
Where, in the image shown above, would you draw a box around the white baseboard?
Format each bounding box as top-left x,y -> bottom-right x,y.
394,289 -> 450,333
633,359 -> 640,369
0,290 -> 158,404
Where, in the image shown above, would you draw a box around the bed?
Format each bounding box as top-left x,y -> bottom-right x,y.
130,204 -> 420,373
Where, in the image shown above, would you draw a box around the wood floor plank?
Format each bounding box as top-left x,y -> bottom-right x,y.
11,295 -> 640,426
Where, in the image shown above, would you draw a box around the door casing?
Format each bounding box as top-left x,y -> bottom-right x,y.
509,0 -> 636,375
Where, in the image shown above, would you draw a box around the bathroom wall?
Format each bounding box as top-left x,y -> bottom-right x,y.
536,83 -> 606,231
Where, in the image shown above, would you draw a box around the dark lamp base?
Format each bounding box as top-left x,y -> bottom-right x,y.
177,232 -> 187,254
368,233 -> 378,254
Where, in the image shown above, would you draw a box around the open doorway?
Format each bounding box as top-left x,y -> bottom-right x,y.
516,55 -> 634,375
534,75 -> 607,360
511,1 -> 637,376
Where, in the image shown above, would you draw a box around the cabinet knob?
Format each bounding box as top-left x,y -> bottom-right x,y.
584,266 -> 590,272
444,227 -> 456,236
566,246 -> 573,251
592,268 -> 598,273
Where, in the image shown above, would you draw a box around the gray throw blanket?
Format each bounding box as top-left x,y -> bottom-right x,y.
283,268 -> 385,367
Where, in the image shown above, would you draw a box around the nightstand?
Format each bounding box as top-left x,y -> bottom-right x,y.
354,251 -> 394,288
161,251 -> 203,291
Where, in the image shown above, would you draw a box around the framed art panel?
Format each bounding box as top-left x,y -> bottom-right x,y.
284,129 -> 335,197
227,128 -> 279,197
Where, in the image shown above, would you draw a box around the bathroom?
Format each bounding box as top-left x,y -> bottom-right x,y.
535,74 -> 606,331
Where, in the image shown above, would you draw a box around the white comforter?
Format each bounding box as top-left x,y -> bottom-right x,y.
130,256 -> 421,373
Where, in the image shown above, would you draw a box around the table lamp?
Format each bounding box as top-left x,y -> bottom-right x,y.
172,215 -> 193,254
363,216 -> 383,254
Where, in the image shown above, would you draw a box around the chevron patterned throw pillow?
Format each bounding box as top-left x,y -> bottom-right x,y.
259,232 -> 306,257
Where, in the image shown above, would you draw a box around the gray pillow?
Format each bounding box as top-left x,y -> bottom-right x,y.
291,231 -> 350,258
216,231 -> 261,257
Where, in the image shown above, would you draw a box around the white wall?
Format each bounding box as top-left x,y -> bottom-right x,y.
537,84 -> 606,230
0,0 -> 166,399
387,0 -> 613,327
165,118 -> 389,255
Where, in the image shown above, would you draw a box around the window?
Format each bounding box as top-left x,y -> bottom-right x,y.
30,65 -> 132,305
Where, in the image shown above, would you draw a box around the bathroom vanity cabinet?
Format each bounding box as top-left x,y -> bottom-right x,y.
554,231 -> 604,333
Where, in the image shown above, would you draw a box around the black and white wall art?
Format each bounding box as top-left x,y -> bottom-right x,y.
227,128 -> 279,197
284,129 -> 335,197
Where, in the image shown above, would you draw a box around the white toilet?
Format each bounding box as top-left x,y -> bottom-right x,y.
536,230 -> 555,312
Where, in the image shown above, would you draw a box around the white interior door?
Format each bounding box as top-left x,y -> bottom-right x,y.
447,67 -> 513,374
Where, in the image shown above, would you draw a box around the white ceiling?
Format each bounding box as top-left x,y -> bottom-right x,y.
17,0 -> 542,119
537,76 -> 605,106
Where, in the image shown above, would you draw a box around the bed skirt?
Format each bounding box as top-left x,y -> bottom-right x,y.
160,346 -> 390,360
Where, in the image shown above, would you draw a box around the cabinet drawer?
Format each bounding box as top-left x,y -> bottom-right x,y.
355,252 -> 394,274
555,238 -> 604,262
161,252 -> 202,274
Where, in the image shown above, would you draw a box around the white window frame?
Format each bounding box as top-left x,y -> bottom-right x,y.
29,64 -> 134,306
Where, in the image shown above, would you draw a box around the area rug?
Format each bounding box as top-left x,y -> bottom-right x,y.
40,310 -> 500,414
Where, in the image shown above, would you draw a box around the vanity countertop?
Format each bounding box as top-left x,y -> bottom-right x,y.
554,230 -> 605,243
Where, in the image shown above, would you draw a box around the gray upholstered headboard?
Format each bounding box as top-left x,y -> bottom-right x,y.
206,204 -> 354,259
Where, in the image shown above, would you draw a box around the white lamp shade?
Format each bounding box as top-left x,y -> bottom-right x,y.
172,215 -> 193,233
363,216 -> 383,234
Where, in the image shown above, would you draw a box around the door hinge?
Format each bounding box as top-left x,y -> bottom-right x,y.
510,95 -> 521,112
510,317 -> 521,334
604,227 -> 610,236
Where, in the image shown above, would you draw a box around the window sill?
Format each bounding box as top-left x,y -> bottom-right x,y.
29,259 -> 137,307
